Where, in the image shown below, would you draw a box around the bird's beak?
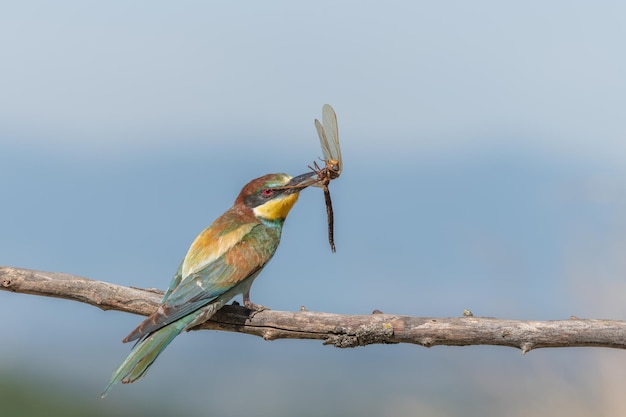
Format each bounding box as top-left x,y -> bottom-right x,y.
281,172 -> 319,194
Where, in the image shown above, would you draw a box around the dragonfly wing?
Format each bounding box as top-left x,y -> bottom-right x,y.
315,118 -> 332,162
321,104 -> 341,169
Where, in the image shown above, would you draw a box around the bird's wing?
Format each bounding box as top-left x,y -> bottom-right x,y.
123,223 -> 280,343
161,259 -> 184,303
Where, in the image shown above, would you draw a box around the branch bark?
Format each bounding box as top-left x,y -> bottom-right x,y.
2,265 -> 626,353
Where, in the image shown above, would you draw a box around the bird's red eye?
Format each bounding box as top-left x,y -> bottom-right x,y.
262,188 -> 273,196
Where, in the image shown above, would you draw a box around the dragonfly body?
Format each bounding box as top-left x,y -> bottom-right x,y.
312,104 -> 343,252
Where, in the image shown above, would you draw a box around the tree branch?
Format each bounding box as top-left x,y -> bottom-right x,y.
2,265 -> 625,353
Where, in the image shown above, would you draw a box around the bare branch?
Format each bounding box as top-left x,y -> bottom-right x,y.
2,265 -> 626,353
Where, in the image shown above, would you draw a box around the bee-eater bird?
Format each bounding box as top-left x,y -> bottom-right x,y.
102,172 -> 317,397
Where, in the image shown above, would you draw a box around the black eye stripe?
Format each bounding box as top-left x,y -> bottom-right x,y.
244,185 -> 287,208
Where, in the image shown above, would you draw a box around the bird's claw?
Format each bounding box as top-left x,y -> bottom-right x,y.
244,301 -> 270,318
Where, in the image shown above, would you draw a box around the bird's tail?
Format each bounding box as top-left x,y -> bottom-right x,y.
101,314 -> 196,398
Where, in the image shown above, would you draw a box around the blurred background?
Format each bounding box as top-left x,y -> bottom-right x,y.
2,1 -> 626,416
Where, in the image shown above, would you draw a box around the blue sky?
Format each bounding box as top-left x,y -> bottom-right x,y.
2,2 -> 626,416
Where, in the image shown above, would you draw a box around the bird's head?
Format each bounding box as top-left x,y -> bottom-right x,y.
235,172 -> 317,223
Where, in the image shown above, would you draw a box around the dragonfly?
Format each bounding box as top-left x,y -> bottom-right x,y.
271,104 -> 342,251
311,104 -> 342,252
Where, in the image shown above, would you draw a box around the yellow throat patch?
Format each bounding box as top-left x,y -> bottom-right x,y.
253,193 -> 300,221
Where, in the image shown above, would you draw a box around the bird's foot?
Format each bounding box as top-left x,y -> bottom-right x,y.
244,300 -> 270,318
